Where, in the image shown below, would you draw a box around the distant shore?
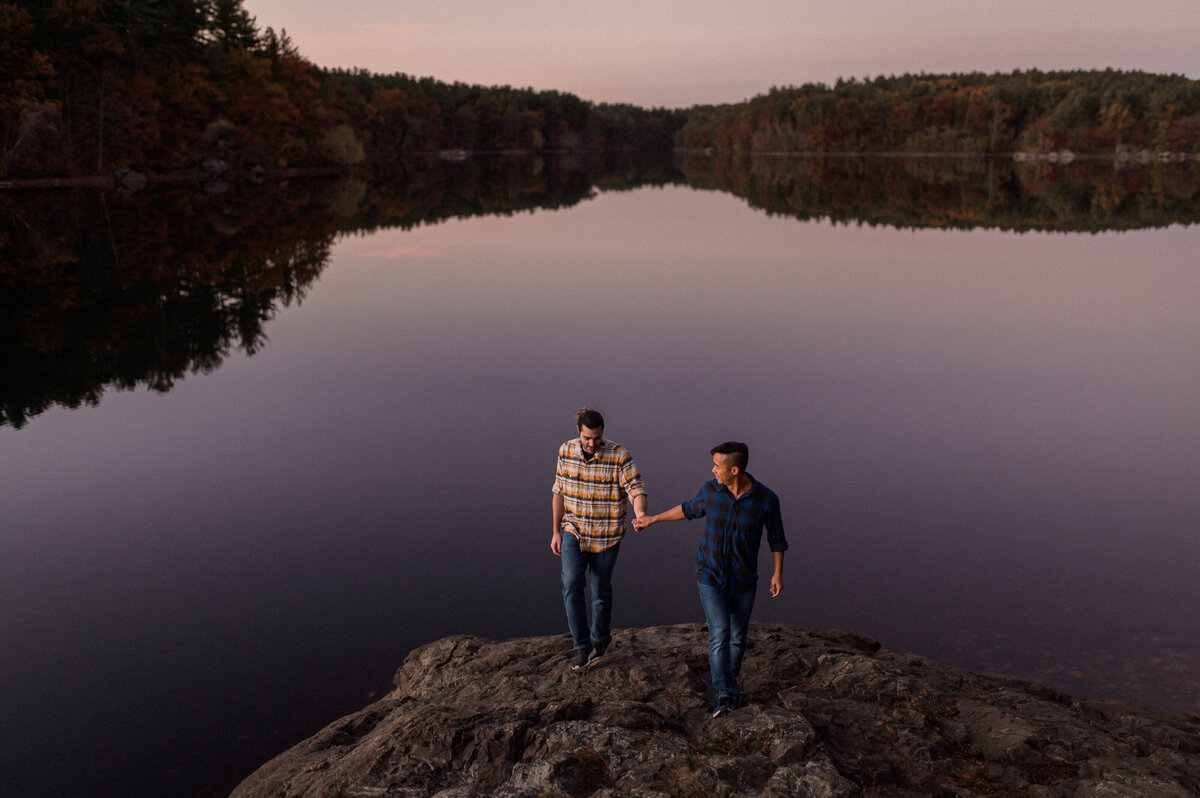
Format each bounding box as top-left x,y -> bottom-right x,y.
0,165 -> 351,192
4,147 -> 1196,192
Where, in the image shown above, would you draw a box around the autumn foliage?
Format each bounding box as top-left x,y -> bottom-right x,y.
677,71 -> 1200,156
0,0 -> 683,180
4,2 -> 1199,180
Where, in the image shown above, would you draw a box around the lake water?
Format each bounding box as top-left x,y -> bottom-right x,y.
2,161 -> 1199,796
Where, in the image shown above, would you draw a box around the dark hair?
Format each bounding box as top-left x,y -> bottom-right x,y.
711,441 -> 749,471
576,407 -> 605,431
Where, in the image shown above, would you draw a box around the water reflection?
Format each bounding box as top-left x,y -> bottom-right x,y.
1,154 -> 1198,797
0,185 -> 334,428
676,152 -> 1200,232
4,154 -> 1198,430
0,152 -> 679,429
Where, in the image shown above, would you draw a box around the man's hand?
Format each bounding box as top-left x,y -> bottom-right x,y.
634,505 -> 683,531
770,573 -> 783,597
551,530 -> 562,556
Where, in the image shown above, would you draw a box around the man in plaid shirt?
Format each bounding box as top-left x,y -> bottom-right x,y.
634,441 -> 787,717
552,408 -> 647,670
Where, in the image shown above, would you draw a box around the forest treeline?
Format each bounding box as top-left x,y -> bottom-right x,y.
678,71 -> 1200,155
0,0 -> 682,180
4,2 -> 1200,181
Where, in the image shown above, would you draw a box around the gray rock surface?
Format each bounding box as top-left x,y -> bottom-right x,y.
232,623 -> 1200,797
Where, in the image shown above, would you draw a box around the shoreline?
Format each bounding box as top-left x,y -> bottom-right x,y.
4,147 -> 1196,192
231,622 -> 1200,797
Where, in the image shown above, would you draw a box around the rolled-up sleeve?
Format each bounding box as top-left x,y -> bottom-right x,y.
681,485 -> 708,520
618,452 -> 646,499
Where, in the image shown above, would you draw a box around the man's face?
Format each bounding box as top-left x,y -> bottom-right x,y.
712,453 -> 737,486
579,425 -> 604,455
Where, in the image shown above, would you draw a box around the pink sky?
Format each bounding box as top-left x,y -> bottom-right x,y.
242,0 -> 1199,108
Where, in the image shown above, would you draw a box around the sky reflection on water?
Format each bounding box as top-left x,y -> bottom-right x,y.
2,185 -> 1199,796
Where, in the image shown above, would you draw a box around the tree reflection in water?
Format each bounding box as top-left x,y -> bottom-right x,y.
3,152 -> 1197,428
675,152 -> 1200,232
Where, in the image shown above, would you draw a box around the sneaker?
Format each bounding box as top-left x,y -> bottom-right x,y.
712,698 -> 734,718
570,647 -> 589,669
581,640 -> 608,669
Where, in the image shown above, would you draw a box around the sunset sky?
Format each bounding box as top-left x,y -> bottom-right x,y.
241,0 -> 1200,108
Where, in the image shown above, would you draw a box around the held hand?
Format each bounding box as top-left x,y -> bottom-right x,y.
770,574 -> 783,597
551,530 -> 562,556
632,515 -> 653,531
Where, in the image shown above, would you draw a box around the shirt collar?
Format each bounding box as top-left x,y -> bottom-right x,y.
573,439 -> 611,457
717,473 -> 757,498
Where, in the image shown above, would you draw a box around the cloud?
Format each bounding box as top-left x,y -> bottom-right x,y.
349,22 -> 435,36
362,245 -> 443,259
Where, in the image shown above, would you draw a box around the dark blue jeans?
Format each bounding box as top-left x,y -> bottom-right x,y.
560,532 -> 621,650
698,580 -> 757,704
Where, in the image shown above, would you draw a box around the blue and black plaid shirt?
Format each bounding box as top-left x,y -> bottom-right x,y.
681,475 -> 788,594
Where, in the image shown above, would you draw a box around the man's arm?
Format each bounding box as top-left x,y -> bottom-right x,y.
551,493 -> 565,555
618,448 -> 647,527
632,504 -> 685,530
765,492 -> 787,596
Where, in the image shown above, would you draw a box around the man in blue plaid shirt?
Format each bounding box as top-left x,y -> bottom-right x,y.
634,441 -> 787,717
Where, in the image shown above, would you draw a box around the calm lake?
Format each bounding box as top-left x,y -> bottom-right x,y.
2,155 -> 1199,796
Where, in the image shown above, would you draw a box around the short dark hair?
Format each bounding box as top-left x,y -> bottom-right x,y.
711,441 -> 749,471
576,407 -> 605,431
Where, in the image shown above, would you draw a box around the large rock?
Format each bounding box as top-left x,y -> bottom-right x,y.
232,623 -> 1200,797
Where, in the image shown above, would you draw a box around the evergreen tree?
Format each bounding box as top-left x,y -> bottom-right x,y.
207,0 -> 259,51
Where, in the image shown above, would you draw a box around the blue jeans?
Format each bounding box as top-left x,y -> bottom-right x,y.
698,580 -> 757,705
560,532 -> 621,650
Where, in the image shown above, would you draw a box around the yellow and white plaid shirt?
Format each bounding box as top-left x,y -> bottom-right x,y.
553,438 -> 646,552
